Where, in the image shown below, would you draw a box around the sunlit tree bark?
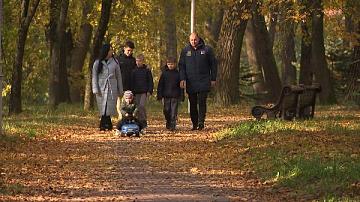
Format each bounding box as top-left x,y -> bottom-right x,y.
215,0 -> 251,105
9,0 -> 40,114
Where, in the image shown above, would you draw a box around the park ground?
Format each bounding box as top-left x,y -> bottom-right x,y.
1,101 -> 360,201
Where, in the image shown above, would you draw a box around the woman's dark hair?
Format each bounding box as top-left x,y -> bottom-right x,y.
97,44 -> 111,74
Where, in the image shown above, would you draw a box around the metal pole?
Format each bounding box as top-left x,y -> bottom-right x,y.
191,0 -> 195,33
188,0 -> 195,113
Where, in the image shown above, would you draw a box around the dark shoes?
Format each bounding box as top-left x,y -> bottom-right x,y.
191,122 -> 204,131
191,125 -> 198,130
198,123 -> 204,130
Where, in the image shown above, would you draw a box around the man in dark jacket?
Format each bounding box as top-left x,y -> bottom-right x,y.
117,40 -> 136,91
179,32 -> 217,130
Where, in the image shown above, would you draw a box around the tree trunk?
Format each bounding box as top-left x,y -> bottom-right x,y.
0,0 -> 3,134
298,0 -> 313,85
279,2 -> 296,85
215,0 -> 251,105
299,22 -> 313,85
58,28 -> 72,103
69,1 -> 93,103
311,0 -> 336,104
204,0 -> 224,47
345,21 -> 360,103
163,0 -> 177,60
245,21 -> 266,96
251,1 -> 282,102
344,0 -> 354,49
9,0 -> 40,114
49,0 -> 69,109
268,4 -> 278,48
84,0 -> 112,110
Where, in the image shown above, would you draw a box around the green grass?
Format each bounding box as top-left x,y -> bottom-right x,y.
215,113 -> 360,200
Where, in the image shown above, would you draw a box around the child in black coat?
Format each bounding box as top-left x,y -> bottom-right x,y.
157,57 -> 184,131
131,54 -> 154,130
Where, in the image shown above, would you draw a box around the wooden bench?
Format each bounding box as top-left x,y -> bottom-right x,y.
297,84 -> 321,119
251,85 -> 304,120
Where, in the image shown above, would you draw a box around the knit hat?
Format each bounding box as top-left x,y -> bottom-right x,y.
123,90 -> 133,99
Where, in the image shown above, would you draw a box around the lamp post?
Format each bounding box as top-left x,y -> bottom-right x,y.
191,0 -> 195,33
188,0 -> 195,113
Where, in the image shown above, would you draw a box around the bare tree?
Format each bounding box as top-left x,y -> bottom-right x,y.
9,0 -> 40,114
84,0 -> 113,110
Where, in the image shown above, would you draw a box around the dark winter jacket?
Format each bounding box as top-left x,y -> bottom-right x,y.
117,51 -> 136,91
131,65 -> 154,94
178,38 -> 217,94
157,67 -> 184,100
120,99 -> 138,117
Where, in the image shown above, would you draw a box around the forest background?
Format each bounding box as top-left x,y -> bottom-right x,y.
0,0 -> 359,117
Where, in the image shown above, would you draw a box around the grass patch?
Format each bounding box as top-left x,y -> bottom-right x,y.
215,113 -> 360,200
0,183 -> 25,195
267,155 -> 360,197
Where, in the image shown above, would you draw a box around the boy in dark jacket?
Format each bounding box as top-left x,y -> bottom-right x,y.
115,91 -> 142,135
157,57 -> 184,131
131,54 -> 154,130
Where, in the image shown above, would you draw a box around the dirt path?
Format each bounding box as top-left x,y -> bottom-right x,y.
1,109 -> 285,201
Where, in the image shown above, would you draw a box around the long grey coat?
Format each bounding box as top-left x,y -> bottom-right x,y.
92,57 -> 123,116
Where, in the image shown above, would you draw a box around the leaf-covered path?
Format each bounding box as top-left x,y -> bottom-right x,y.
1,107 -> 289,201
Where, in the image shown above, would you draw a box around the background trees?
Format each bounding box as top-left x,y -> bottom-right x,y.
1,0 -> 359,114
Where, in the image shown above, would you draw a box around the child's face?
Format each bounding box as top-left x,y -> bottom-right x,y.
125,97 -> 133,104
136,58 -> 144,67
167,62 -> 176,70
124,47 -> 133,57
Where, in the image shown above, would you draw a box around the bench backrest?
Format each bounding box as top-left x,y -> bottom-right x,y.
298,84 -> 321,119
279,86 -> 303,120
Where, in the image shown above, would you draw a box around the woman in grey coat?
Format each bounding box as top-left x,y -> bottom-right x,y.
92,44 -> 123,131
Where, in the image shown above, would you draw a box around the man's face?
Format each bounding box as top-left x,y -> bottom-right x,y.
124,47 -> 133,57
167,62 -> 176,70
189,34 -> 199,48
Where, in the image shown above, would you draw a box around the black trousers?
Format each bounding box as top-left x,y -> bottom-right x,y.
163,98 -> 179,128
100,115 -> 112,130
99,102 -> 112,130
188,91 -> 208,127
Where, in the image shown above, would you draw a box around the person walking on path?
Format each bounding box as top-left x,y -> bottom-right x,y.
157,57 -> 184,131
131,54 -> 154,130
117,40 -> 136,91
92,44 -> 123,131
178,32 -> 217,130
116,40 -> 136,119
